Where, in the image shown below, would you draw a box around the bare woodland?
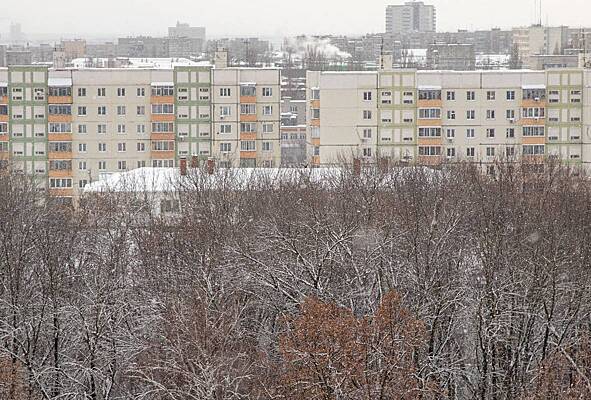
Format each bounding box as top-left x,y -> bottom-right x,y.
1,162 -> 591,399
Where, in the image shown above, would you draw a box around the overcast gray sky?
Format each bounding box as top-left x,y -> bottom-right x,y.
2,0 -> 591,38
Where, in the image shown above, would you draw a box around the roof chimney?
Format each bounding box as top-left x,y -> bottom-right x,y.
353,158 -> 362,176
207,159 -> 215,175
180,158 -> 187,176
191,155 -> 199,168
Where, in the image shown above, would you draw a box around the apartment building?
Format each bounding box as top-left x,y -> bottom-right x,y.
211,68 -> 281,168
386,2 -> 436,35
307,68 -> 590,171
513,25 -> 570,68
0,64 -> 280,201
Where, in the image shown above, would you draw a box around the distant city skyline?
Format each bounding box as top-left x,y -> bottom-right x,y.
0,0 -> 590,40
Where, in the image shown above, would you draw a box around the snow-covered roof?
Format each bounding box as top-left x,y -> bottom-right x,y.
83,166 -> 442,194
151,82 -> 174,87
48,77 -> 72,86
70,57 -> 211,70
83,167 -> 345,194
522,84 -> 546,89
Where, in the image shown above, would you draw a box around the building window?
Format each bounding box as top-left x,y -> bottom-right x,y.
78,88 -> 86,97
522,126 -> 545,136
152,86 -> 174,96
49,123 -> 72,133
486,147 -> 495,157
220,124 -> 232,134
506,128 -> 515,138
240,104 -> 256,115
419,108 -> 441,119
152,141 -> 174,151
466,147 -> 475,157
418,127 -> 441,137
363,147 -> 372,157
486,128 -> 495,138
151,104 -> 174,114
117,88 -> 126,97
117,124 -> 126,134
152,122 -> 174,133
98,143 -> 107,152
447,148 -> 456,157
446,91 -> 455,101
418,146 -> 441,156
220,88 -> 231,97
137,87 -> 145,97
78,143 -> 87,152
446,128 -> 455,138
220,142 -> 232,153
262,142 -> 272,151
506,147 -> 515,157
137,124 -> 146,134
506,90 -> 515,100
220,106 -> 231,116
363,91 -> 372,101
466,128 -> 475,138
240,123 -> 256,133
363,110 -> 372,120
486,110 -> 495,120
137,142 -> 146,152
523,145 -> 545,155
49,178 -> 72,188
466,110 -> 475,120
263,105 -> 273,115
137,106 -> 145,115
78,161 -> 87,170
466,91 -> 475,101
97,88 -> 106,97
263,123 -> 274,133
98,106 -> 106,115
78,106 -> 87,116
118,161 -> 127,170
312,109 -> 320,119
522,107 -> 545,118
506,109 -> 515,120
363,128 -> 372,139
262,87 -> 273,97
48,105 -> 72,115
117,143 -> 126,152
98,161 -> 106,170
117,105 -> 126,116
486,91 -> 496,100
447,110 -> 455,120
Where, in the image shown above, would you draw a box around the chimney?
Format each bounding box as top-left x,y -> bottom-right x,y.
180,158 -> 187,176
207,159 -> 215,175
353,158 -> 361,176
191,155 -> 199,168
379,158 -> 389,174
214,47 -> 228,69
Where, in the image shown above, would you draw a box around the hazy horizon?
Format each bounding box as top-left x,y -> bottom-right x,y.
1,0 -> 590,40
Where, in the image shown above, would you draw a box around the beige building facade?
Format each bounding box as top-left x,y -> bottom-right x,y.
307,68 -> 591,173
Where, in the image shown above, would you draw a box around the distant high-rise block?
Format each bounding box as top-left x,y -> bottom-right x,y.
386,1 -> 436,35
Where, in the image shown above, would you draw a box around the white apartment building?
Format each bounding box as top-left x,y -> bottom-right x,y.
307,68 -> 590,172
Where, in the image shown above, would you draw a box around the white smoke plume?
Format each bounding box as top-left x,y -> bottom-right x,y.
283,36 -> 352,59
